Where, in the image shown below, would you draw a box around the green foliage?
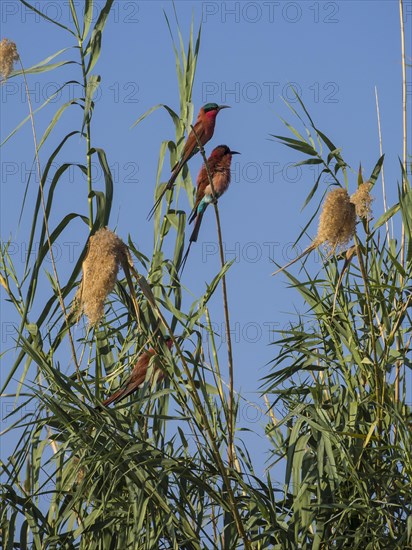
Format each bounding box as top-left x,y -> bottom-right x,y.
1,1 -> 411,549
265,102 -> 412,548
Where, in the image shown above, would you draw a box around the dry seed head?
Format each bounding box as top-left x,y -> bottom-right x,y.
350,182 -> 373,219
314,187 -> 356,253
0,39 -> 19,81
76,465 -> 86,484
70,457 -> 87,487
75,228 -> 130,325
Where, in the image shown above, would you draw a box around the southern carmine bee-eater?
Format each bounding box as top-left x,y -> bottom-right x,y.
147,103 -> 230,220
101,338 -> 173,407
179,145 -> 240,274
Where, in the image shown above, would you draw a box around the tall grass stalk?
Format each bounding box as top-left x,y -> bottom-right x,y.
190,127 -> 236,471
18,57 -> 80,376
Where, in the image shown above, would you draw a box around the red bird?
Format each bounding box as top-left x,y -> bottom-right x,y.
179,145 -> 239,274
101,338 -> 173,407
147,103 -> 230,220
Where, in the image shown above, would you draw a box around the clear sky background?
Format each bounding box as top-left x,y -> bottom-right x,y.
1,1 -> 410,477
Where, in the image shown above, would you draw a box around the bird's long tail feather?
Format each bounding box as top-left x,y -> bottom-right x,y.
188,204 -> 197,225
147,186 -> 169,221
101,378 -> 145,407
179,241 -> 193,276
147,195 -> 162,221
101,387 -> 129,407
147,166 -> 182,220
179,212 -> 204,276
189,212 -> 204,244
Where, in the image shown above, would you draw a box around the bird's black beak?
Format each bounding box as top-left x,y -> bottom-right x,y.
218,105 -> 230,111
230,151 -> 240,155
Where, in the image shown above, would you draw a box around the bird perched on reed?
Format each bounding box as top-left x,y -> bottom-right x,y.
179,145 -> 239,273
101,338 -> 173,407
147,103 -> 230,220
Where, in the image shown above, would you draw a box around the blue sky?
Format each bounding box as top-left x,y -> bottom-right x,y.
1,1 -> 410,476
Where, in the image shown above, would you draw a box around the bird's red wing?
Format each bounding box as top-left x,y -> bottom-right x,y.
102,351 -> 154,407
127,353 -> 151,386
102,385 -> 134,407
172,123 -> 206,172
188,166 -> 208,224
101,375 -> 144,407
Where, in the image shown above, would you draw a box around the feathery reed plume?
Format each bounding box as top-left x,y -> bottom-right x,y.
272,187 -> 358,276
350,182 -> 373,219
313,187 -> 357,253
0,38 -> 18,80
74,228 -> 132,325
